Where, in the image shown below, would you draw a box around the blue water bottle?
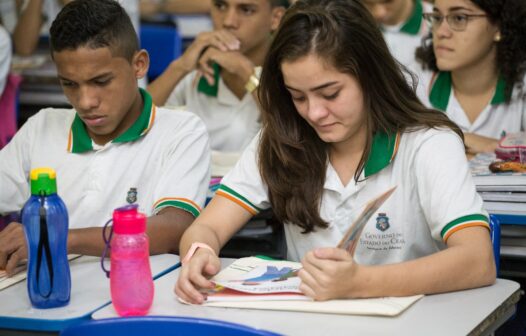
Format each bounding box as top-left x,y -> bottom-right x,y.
22,167 -> 71,308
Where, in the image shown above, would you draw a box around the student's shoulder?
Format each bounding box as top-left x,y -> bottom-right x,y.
402,127 -> 463,152
24,107 -> 76,130
154,106 -> 208,133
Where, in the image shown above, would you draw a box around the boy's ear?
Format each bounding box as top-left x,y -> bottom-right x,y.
270,6 -> 286,32
132,49 -> 149,79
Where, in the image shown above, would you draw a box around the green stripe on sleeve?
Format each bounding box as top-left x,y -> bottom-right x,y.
440,214 -> 489,238
154,200 -> 200,218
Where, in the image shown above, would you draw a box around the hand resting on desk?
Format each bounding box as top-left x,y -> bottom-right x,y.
0,222 -> 27,276
175,248 -> 221,304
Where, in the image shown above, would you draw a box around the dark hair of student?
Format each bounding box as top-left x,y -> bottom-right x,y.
271,0 -> 291,8
49,0 -> 139,62
416,0 -> 526,100
258,0 -> 462,233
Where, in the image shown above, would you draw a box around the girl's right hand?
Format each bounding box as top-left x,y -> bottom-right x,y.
174,249 -> 221,304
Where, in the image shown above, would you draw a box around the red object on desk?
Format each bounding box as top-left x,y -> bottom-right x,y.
0,73 -> 22,149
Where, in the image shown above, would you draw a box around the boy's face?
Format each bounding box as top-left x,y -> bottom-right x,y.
53,46 -> 148,145
210,0 -> 283,56
362,0 -> 413,26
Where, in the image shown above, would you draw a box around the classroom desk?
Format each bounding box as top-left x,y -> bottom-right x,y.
0,254 -> 180,335
93,259 -> 522,336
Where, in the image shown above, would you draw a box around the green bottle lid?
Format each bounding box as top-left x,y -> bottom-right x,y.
30,167 -> 58,195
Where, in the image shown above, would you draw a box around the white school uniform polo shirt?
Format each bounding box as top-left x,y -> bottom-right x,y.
0,89 -> 211,229
382,0 -> 429,71
418,71 -> 526,139
217,128 -> 489,264
165,66 -> 261,152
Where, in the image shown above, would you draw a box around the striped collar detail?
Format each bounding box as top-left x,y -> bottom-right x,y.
364,131 -> 401,177
400,0 -> 423,35
429,72 -> 510,111
67,88 -> 155,153
197,63 -> 221,97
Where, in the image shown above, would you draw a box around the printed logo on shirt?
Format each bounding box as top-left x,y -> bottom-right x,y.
376,213 -> 390,232
126,187 -> 138,204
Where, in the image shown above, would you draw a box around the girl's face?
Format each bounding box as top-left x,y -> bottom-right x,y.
281,54 -> 367,149
431,0 -> 500,72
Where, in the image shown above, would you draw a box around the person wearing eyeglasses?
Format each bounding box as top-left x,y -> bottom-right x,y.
415,0 -> 526,157
361,0 -> 431,71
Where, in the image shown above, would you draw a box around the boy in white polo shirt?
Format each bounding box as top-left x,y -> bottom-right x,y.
0,0 -> 210,275
175,0 -> 495,304
415,0 -> 526,156
147,0 -> 288,152
362,0 -> 429,70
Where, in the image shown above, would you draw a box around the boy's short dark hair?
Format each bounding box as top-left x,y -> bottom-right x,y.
49,0 -> 138,62
271,0 -> 290,8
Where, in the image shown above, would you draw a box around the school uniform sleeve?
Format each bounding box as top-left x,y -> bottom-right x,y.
216,133 -> 271,215
414,129 -> 489,243
165,71 -> 196,108
0,112 -> 37,213
151,112 -> 211,217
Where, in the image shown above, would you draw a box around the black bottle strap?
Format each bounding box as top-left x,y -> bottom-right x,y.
100,218 -> 113,278
36,195 -> 54,298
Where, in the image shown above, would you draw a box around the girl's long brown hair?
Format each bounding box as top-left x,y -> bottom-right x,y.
258,0 -> 462,233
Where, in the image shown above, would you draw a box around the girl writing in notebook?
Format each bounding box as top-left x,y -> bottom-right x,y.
176,0 -> 495,303
415,0 -> 526,156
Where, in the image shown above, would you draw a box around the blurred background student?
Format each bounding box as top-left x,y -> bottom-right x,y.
0,25 -> 11,97
147,0 -> 288,153
415,0 -> 526,156
140,0 -> 211,16
361,0 -> 430,71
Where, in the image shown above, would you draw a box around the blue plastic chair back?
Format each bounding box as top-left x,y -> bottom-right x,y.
60,316 -> 280,336
489,214 -> 500,275
140,23 -> 182,81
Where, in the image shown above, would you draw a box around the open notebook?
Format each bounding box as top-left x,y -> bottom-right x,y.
191,256 -> 422,317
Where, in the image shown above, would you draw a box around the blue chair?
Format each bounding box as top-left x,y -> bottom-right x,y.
140,23 -> 182,81
60,316 -> 280,336
489,214 -> 501,275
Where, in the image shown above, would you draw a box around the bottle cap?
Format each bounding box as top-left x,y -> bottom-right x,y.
112,204 -> 147,234
30,167 -> 58,196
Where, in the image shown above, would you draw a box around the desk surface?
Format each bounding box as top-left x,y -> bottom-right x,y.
93,259 -> 522,336
0,254 -> 180,332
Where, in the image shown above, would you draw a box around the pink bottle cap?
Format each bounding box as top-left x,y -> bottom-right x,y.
112,204 -> 146,234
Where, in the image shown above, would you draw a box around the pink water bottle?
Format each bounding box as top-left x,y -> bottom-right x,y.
110,205 -> 154,316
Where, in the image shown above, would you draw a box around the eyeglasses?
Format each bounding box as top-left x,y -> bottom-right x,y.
422,13 -> 487,32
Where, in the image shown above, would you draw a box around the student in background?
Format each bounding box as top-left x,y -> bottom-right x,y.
362,0 -> 429,70
175,0 -> 495,303
13,0 -> 140,56
416,0 -> 526,156
0,0 -> 210,275
140,0 -> 211,16
147,0 -> 288,152
0,25 -> 11,96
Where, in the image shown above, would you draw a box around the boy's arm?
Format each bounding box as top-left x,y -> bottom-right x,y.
0,207 -> 195,275
12,0 -> 45,56
141,0 -> 211,16
68,207 -> 195,255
